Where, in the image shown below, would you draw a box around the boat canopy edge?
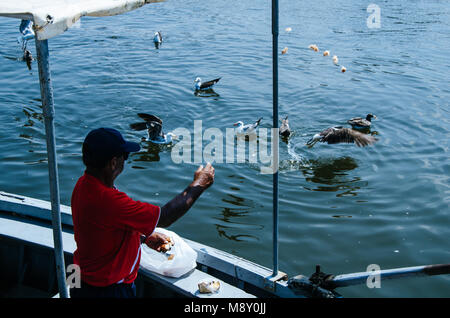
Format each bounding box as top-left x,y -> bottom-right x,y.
0,0 -> 164,40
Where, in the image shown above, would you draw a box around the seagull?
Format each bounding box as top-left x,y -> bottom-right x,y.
332,55 -> 339,65
23,49 -> 33,70
153,31 -> 162,44
130,113 -> 175,144
306,126 -> 377,147
153,31 -> 162,48
308,44 -> 319,52
194,77 -> 221,91
234,118 -> 262,136
347,114 -> 376,129
279,116 -> 291,138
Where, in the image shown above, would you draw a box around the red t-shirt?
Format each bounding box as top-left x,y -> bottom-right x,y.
71,172 -> 160,287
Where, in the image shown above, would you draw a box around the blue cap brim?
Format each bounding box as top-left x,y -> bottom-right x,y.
122,141 -> 141,153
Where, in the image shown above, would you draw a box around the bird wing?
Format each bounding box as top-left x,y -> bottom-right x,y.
130,122 -> 148,131
138,113 -> 163,124
147,121 -> 163,140
200,78 -> 221,89
323,128 -> 377,147
244,118 -> 262,131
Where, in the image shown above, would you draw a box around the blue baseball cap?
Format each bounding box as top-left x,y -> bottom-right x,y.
82,128 -> 140,168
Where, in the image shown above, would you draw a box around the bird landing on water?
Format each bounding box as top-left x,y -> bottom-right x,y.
306,126 -> 378,148
130,113 -> 176,145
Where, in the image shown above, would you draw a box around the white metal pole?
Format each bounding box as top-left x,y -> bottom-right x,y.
34,38 -> 68,298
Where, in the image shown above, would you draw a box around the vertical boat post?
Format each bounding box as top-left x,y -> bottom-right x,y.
34,38 -> 68,298
271,0 -> 280,277
264,0 -> 286,292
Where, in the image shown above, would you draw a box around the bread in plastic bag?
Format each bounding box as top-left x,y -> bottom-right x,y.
140,227 -> 197,278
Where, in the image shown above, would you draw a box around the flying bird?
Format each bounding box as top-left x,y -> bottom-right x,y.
347,114 -> 376,129
130,113 -> 175,144
194,77 -> 221,91
306,126 -> 377,147
234,118 -> 263,136
279,116 -> 291,138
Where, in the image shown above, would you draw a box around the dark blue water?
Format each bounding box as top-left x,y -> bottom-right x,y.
0,0 -> 449,297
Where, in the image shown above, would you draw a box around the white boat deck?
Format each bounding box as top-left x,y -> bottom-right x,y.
0,210 -> 255,298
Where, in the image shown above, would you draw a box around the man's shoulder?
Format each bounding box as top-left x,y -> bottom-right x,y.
73,174 -> 115,202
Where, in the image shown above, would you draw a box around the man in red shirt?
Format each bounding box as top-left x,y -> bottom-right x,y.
70,128 -> 214,298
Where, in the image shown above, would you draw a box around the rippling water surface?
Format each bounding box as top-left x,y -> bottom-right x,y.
0,0 -> 449,297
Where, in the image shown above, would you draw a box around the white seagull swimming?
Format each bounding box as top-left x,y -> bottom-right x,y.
194,77 -> 221,91
234,118 -> 263,136
153,31 -> 162,49
153,31 -> 162,44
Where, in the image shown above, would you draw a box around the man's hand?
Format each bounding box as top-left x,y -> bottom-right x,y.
144,232 -> 172,252
191,162 -> 215,189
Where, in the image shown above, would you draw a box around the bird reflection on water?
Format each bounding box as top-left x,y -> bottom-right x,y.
129,141 -> 174,167
194,88 -> 220,98
300,156 -> 366,197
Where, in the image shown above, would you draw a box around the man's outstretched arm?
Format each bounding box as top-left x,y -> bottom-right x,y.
157,163 -> 215,228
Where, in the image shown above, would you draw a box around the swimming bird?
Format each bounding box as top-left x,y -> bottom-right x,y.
130,113 -> 175,144
332,55 -> 339,65
347,114 -> 377,129
308,44 -> 319,52
341,66 -> 347,73
23,49 -> 33,70
194,77 -> 221,91
234,118 -> 263,136
282,47 -> 288,55
153,31 -> 162,48
323,50 -> 330,56
306,126 -> 377,147
153,31 -> 162,44
279,116 -> 291,138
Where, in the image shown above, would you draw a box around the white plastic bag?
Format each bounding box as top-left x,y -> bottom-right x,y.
140,227 -> 197,278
